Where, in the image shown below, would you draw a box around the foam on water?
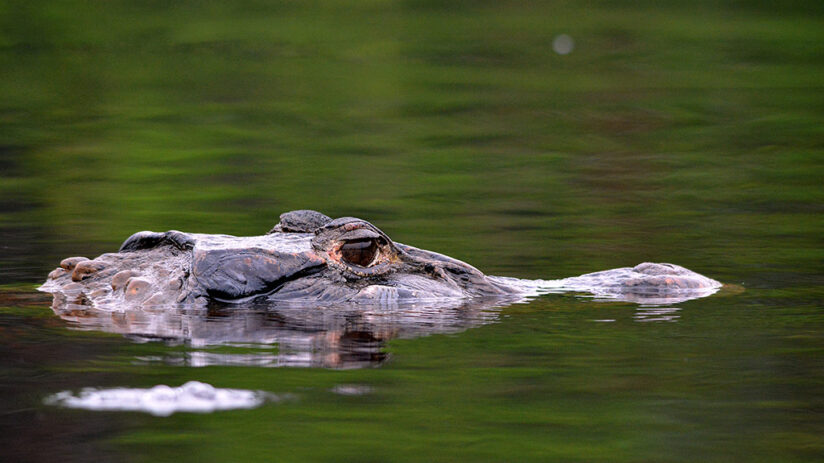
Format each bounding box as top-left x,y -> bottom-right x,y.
45,381 -> 274,416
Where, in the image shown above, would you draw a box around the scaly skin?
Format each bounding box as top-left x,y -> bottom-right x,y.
40,210 -> 722,311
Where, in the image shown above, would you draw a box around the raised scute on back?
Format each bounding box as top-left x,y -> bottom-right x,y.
269,210 -> 332,234
119,231 -> 195,252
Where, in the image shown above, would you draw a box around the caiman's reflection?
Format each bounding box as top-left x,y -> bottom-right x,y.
49,292 -> 515,369
48,275 -> 728,369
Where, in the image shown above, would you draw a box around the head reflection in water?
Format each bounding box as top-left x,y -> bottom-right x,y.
48,287 -> 721,369
51,297 -> 514,369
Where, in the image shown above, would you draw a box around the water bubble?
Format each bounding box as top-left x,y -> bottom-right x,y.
331,384 -> 373,396
552,34 -> 574,55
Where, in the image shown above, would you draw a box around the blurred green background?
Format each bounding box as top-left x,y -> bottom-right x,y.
0,1 -> 822,462
1,0 -> 821,283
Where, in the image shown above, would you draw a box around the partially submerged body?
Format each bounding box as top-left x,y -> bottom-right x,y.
40,210 -> 722,311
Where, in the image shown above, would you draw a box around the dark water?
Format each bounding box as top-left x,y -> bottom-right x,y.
1,1 -> 823,462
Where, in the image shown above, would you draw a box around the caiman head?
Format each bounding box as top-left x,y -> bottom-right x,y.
41,210 -> 514,310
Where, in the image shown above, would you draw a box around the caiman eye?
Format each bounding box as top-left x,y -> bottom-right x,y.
340,239 -> 379,267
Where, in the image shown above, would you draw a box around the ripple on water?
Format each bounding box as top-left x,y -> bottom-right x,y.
44,381 -> 279,416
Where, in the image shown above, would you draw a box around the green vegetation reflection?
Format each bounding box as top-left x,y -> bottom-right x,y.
1,0 -> 823,462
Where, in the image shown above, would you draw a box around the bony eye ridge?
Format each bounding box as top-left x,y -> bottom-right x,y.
339,238 -> 379,267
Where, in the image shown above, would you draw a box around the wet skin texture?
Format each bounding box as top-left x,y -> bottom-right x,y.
40,210 -> 722,309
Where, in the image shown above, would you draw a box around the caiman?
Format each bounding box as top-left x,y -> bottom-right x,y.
40,210 -> 722,309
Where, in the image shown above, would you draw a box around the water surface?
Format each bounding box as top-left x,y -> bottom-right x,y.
1,1 -> 822,462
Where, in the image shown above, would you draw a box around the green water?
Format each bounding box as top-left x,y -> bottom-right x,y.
1,1 -> 822,461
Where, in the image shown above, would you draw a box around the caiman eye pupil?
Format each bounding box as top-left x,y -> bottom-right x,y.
340,239 -> 379,267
